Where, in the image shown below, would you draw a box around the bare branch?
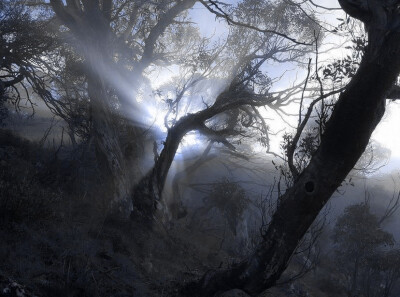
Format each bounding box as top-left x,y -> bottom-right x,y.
379,189 -> 400,225
387,85 -> 400,100
199,0 -> 313,46
307,0 -> 342,11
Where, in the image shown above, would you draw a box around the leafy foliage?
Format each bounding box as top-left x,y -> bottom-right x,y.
203,179 -> 249,235
333,203 -> 398,297
333,203 -> 393,256
322,36 -> 366,83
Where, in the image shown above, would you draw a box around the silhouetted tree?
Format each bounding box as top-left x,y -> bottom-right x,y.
44,0 -> 199,202
333,203 -> 394,297
12,1 -> 400,296
131,0 -> 318,219
0,1 -> 57,123
180,1 -> 400,295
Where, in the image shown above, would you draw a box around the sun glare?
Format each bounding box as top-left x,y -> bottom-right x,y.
145,105 -> 167,133
182,133 -> 200,146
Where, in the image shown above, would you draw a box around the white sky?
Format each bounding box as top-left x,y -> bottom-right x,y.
373,102 -> 400,172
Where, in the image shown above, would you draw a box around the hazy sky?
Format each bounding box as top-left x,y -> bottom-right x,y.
189,1 -> 400,173
373,103 -> 400,170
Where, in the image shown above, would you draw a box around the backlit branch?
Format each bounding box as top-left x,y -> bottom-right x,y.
199,0 -> 313,46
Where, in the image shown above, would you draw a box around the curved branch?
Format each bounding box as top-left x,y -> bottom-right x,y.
137,0 -> 197,71
199,0 -> 313,46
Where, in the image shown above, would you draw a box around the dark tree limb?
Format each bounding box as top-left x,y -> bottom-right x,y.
307,0 -> 342,11
170,141 -> 216,219
50,0 -> 130,202
2,75 -> 24,88
131,87 -> 276,220
387,85 -> 400,100
287,87 -> 345,179
179,2 -> 400,295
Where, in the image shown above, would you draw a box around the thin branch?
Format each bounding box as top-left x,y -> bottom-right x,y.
287,87 -> 346,178
299,58 -> 312,127
387,85 -> 400,100
379,189 -> 400,225
199,0 -> 313,46
307,0 -> 342,11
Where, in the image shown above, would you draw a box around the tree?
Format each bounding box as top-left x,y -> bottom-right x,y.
21,0 -> 318,215
368,249 -> 400,297
180,1 -> 400,295
190,178 -> 249,236
333,203 -> 394,297
0,1 -> 57,124
13,0 -> 400,296
42,0 -> 199,202
130,0 -> 318,220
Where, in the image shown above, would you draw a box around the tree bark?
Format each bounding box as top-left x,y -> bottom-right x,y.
87,67 -> 128,202
50,0 -> 199,204
180,22 -> 400,297
350,256 -> 360,297
50,0 -> 129,202
131,114 -> 197,220
170,142 -> 216,220
79,18 -> 129,203
130,86 -> 274,220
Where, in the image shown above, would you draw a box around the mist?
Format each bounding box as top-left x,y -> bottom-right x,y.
2,0 -> 400,296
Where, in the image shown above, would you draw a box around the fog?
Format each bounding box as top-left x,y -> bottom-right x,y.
2,0 -> 400,296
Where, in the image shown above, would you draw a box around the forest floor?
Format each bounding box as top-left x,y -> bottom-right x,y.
0,129 -> 344,297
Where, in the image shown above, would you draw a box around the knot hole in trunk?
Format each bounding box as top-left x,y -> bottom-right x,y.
304,180 -> 315,194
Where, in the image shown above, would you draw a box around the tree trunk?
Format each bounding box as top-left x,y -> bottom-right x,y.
170,142 -> 215,220
131,120 -> 192,220
82,16 -> 129,203
130,87 -> 263,220
50,0 -> 130,203
350,257 -> 360,297
180,28 -> 400,297
87,68 -> 128,202
130,95 -> 248,220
